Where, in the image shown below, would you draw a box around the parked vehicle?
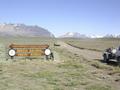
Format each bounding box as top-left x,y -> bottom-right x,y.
103,47 -> 120,66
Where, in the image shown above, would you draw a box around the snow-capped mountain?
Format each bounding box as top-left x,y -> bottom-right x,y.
89,35 -> 104,38
0,23 -> 54,37
60,32 -> 88,38
59,32 -> 120,38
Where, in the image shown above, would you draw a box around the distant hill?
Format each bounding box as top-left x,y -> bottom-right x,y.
103,34 -> 119,38
59,32 -> 120,39
0,23 -> 54,37
59,32 -> 88,38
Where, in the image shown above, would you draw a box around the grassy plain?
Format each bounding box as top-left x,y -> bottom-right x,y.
62,38 -> 120,52
0,37 -> 119,90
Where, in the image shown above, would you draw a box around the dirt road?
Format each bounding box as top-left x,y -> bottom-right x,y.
58,41 -> 102,60
54,41 -> 120,90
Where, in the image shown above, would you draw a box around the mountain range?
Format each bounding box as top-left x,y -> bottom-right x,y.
60,32 -> 88,38
0,23 -> 54,37
59,32 -> 120,38
0,23 -> 119,38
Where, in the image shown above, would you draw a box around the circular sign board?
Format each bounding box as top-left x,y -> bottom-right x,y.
8,49 -> 16,56
45,49 -> 51,55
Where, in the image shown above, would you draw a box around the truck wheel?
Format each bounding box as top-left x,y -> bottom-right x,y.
106,58 -> 109,63
103,54 -> 109,63
117,57 -> 120,67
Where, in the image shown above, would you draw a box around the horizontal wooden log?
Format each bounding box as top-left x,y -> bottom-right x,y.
15,53 -> 45,56
16,49 -> 29,52
16,49 -> 44,53
29,49 -> 44,52
16,53 -> 29,56
9,44 -> 49,49
30,53 -> 44,56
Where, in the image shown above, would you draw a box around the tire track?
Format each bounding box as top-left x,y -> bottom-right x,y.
58,41 -> 102,60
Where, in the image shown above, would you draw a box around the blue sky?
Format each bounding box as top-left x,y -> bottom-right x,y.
0,0 -> 120,37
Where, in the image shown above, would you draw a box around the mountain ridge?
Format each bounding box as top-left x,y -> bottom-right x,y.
0,23 -> 54,37
59,32 -> 120,38
59,32 -> 88,38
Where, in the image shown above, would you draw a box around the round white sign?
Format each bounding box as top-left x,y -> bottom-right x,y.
8,49 -> 16,56
112,49 -> 117,54
45,49 -> 51,55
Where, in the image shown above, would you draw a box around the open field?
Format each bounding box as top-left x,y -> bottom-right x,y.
0,37 -> 119,90
62,38 -> 120,52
